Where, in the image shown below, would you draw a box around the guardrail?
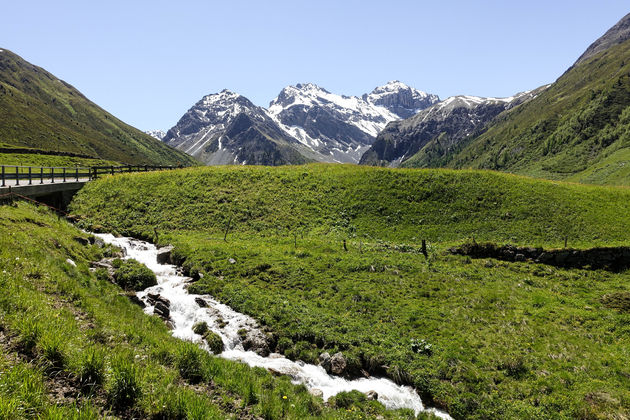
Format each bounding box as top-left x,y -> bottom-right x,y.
0,165 -> 177,187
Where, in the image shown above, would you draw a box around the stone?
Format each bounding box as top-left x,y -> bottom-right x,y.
154,301 -> 170,319
319,352 -> 332,373
514,253 -> 526,262
309,388 -> 324,398
127,293 -> 146,308
73,236 -> 89,246
156,245 -> 174,264
242,330 -> 270,357
195,297 -> 208,307
228,258 -> 236,264
366,390 -> 379,400
330,352 -> 347,375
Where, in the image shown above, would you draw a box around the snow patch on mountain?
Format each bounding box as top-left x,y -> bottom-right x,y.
145,129 -> 166,140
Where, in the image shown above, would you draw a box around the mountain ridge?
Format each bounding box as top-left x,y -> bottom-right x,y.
0,48 -> 196,166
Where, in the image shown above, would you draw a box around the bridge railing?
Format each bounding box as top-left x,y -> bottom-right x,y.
0,165 -> 177,187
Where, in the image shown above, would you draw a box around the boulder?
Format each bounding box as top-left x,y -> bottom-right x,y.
366,390 -> 378,401
127,293 -> 146,308
319,352 -> 332,373
242,330 -> 270,357
195,297 -> 208,307
154,301 -> 170,319
156,245 -> 174,264
330,352 -> 346,375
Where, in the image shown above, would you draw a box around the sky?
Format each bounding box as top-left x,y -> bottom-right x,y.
2,1 -> 629,131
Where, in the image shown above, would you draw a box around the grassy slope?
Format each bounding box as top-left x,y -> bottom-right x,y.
427,40 -> 630,185
0,153 -> 118,168
0,201 -> 420,419
70,165 -> 630,419
0,49 -> 197,166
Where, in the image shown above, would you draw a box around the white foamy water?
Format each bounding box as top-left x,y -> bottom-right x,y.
95,233 -> 451,419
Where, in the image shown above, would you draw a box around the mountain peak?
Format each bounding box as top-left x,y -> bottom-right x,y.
364,81 -> 440,119
574,13 -> 630,66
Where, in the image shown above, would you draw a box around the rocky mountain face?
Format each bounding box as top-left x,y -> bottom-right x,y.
359,90 -> 544,167
145,129 -> 166,141
162,90 -> 311,165
574,12 -> 630,66
362,80 -> 440,118
164,82 -> 439,165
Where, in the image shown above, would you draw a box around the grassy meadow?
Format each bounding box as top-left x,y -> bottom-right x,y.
0,201 -> 425,419
68,164 -> 630,419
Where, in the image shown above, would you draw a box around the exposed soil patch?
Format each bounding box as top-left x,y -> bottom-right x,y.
601,291 -> 630,313
450,242 -> 630,272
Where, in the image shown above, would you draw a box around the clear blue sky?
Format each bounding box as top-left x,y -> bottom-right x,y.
2,1 -> 628,131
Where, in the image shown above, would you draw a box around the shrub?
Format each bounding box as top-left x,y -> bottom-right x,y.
192,321 -> 208,335
176,343 -> 205,384
203,331 -> 224,354
276,337 -> 293,353
108,357 -> 141,410
112,259 -> 157,291
332,390 -> 366,409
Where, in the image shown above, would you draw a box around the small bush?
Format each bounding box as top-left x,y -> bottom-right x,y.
113,259 -> 157,291
176,343 -> 205,384
108,357 -> 141,410
276,337 -> 293,353
203,331 -> 224,354
332,390 -> 366,409
192,321 -> 208,335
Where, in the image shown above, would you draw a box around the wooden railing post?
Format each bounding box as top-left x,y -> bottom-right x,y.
63,167 -> 66,182
75,167 -> 79,182
111,166 -> 114,175
1,166 -> 4,187
15,166 -> 19,186
51,167 -> 54,183
28,167 -> 32,185
40,167 -> 43,184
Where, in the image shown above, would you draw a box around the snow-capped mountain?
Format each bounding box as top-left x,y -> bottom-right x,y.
360,88 -> 547,167
162,90 -> 311,166
145,129 -> 166,141
163,82 -> 440,166
363,80 -> 440,119
268,82 -> 438,163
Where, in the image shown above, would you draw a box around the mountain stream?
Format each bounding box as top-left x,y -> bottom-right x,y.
96,233 -> 451,419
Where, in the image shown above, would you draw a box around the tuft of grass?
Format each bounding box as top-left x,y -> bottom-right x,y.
176,342 -> 206,384
108,356 -> 141,410
77,348 -> 105,392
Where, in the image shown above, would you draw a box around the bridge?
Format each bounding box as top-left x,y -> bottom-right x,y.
0,164 -> 176,211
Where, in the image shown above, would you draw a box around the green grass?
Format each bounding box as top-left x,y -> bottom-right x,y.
0,153 -> 118,168
69,164 -> 630,418
0,200 -> 424,419
0,48 -> 197,166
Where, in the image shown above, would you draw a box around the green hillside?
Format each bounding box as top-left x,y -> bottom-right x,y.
0,200 -> 426,419
0,48 -> 197,166
70,165 -> 630,419
437,39 -> 630,185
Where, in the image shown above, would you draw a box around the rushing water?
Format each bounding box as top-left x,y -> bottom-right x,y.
96,233 -> 451,419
